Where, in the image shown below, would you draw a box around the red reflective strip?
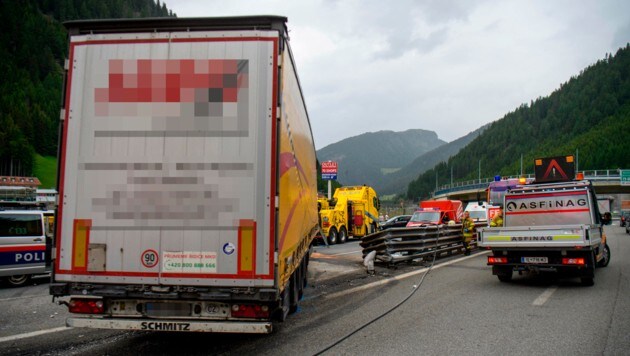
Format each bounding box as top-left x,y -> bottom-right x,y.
507,191 -> 587,199
507,208 -> 589,215
0,245 -> 45,252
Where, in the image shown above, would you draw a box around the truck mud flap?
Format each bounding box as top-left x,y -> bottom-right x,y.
67,317 -> 272,334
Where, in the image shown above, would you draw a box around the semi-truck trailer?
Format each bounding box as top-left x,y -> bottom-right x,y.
49,16 -> 318,333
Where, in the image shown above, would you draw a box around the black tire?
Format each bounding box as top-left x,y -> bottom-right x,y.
597,244 -> 610,267
298,257 -> 307,299
6,274 -> 31,287
581,277 -> 594,286
496,267 -> 512,282
370,223 -> 377,234
327,227 -> 338,245
289,272 -> 299,314
338,227 -> 347,244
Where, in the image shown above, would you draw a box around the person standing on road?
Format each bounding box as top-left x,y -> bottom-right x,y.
490,209 -> 503,227
462,211 -> 475,256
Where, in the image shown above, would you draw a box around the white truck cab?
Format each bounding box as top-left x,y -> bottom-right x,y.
479,156 -> 610,286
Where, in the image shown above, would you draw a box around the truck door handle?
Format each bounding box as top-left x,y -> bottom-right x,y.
33,238 -> 43,242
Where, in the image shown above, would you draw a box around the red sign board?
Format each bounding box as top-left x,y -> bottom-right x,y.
321,161 -> 338,174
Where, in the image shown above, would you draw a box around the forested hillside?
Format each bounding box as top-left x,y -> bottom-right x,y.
316,129 -> 445,189
378,125 -> 487,196
407,44 -> 630,200
0,0 -> 174,176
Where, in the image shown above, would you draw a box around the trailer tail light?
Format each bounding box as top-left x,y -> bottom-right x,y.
231,304 -> 270,319
488,256 -> 508,264
69,298 -> 105,314
562,258 -> 585,265
322,221 -> 330,228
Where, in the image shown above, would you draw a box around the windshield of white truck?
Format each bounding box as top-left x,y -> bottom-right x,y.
467,211 -> 486,220
504,191 -> 592,226
0,214 -> 43,237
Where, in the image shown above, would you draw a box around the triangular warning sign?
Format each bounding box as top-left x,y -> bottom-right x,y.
534,156 -> 575,183
543,159 -> 568,180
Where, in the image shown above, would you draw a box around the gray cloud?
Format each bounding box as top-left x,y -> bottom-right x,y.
166,0 -> 630,149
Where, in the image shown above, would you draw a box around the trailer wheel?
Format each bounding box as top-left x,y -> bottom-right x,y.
6,274 -> 31,287
597,244 -> 610,267
338,227 -> 347,244
303,248 -> 310,289
327,227 -> 338,245
289,272 -> 299,314
298,256 -> 307,299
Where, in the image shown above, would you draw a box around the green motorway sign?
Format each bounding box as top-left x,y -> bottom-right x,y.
621,170 -> 630,186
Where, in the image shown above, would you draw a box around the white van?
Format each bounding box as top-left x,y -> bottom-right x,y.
0,209 -> 53,287
464,202 -> 488,223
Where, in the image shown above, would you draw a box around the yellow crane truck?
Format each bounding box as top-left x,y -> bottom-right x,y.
318,186 -> 380,244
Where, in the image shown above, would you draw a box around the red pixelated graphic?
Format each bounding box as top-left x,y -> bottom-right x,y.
96,59 -> 247,105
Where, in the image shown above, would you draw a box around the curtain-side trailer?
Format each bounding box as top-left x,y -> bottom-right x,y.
49,16 -> 318,333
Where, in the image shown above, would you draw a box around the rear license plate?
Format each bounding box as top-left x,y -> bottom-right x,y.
521,257 -> 548,264
145,302 -> 191,317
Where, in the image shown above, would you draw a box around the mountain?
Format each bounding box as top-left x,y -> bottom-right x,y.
378,125 -> 488,195
316,129 -> 445,189
407,44 -> 630,200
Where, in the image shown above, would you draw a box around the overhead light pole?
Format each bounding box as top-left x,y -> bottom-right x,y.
435,170 -> 438,190
478,159 -> 481,183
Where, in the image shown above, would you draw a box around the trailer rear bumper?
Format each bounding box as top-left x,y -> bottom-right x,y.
67,317 -> 272,334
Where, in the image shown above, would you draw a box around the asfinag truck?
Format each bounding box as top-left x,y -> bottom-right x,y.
479,156 -> 610,286
49,16 -> 318,333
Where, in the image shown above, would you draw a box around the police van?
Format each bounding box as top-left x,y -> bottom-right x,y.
0,207 -> 54,287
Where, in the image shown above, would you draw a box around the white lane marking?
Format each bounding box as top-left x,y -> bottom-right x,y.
322,251 -> 491,300
0,327 -> 72,344
532,287 -> 558,306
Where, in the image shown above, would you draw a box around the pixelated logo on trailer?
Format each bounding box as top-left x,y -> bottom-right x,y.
96,59 -> 248,104
94,59 -> 250,136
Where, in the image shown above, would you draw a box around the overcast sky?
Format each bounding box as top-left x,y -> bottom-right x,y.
165,0 -> 630,150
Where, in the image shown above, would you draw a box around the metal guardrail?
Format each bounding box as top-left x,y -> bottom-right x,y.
434,170 -> 623,197
360,222 -> 485,265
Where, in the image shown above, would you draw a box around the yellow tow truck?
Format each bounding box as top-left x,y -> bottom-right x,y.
318,186 -> 380,244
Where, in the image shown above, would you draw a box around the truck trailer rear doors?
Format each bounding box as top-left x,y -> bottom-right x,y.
56,29 -> 279,288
